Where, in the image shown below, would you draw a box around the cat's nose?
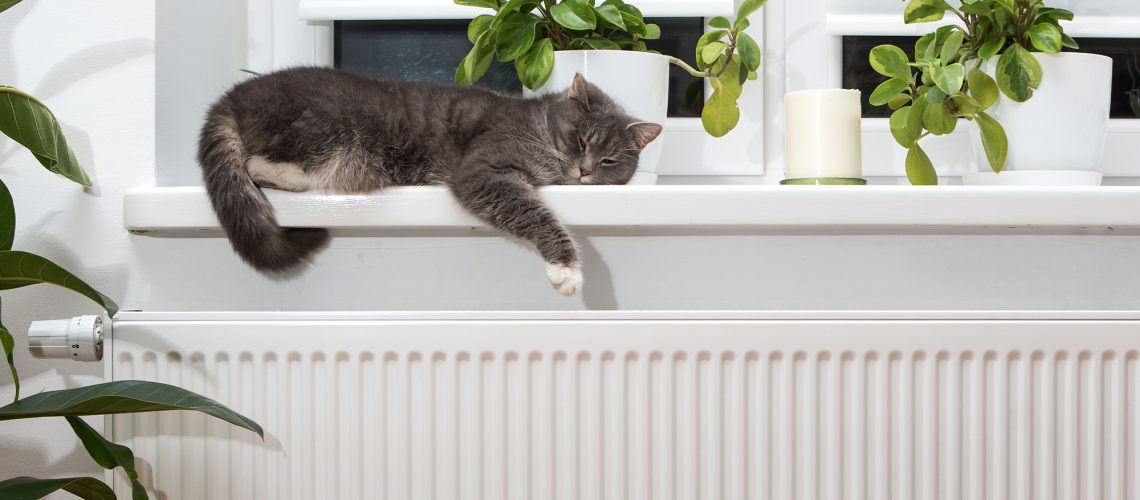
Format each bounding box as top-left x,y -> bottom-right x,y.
579,166 -> 592,178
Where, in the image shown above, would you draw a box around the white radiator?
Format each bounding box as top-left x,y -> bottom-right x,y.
107,312 -> 1140,500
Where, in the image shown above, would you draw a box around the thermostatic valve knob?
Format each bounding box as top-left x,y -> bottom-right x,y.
28,316 -> 104,362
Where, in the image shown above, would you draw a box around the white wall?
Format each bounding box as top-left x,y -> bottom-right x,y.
0,0 -> 154,488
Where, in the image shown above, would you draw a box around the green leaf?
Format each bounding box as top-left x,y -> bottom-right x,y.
733,16 -> 751,31
454,0 -> 498,9
870,78 -> 911,107
550,0 -> 596,31
593,3 -> 626,30
904,0 -> 953,24
996,44 -> 1042,102
0,179 -> 13,251
0,87 -> 91,186
968,68 -> 999,110
940,30 -> 964,64
516,38 -> 556,90
619,11 -> 647,37
467,14 -> 495,44
1061,33 -> 1079,50
494,12 -> 539,62
701,42 -> 727,65
890,106 -> 918,147
951,93 -> 982,117
455,32 -> 495,86
888,93 -> 912,110
701,89 -> 740,138
695,29 -> 728,70
1028,22 -> 1062,54
736,32 -> 762,73
978,37 -> 1005,60
906,144 -> 938,185
0,380 -> 263,437
0,299 -> 17,402
869,45 -> 912,81
907,95 -> 928,142
708,16 -> 731,29
67,416 -> 148,500
737,0 -> 768,20
0,0 -> 22,15
976,111 -> 1008,173
931,62 -> 966,96
922,95 -> 957,135
0,250 -> 118,316
1036,7 -> 1075,23
0,476 -> 115,500
714,58 -> 745,99
574,36 -> 621,50
643,23 -> 661,40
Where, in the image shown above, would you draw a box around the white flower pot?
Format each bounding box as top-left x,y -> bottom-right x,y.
525,50 -> 670,185
966,52 -> 1113,186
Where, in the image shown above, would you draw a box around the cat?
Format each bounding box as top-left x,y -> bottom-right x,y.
198,67 -> 662,296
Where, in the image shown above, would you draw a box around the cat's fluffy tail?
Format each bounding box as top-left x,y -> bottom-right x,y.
197,101 -> 329,273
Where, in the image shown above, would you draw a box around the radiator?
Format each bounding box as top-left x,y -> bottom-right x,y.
107,312 -> 1140,500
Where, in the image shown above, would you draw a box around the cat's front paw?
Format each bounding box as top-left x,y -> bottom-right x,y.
545,262 -> 583,296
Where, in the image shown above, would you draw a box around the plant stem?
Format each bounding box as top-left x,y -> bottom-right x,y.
667,56 -> 708,77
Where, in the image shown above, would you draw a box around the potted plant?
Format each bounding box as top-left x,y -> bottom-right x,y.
868,0 -> 1111,185
454,0 -> 767,184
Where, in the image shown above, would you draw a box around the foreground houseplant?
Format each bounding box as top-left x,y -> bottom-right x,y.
870,0 -> 1108,185
0,2 -> 262,498
454,0 -> 767,139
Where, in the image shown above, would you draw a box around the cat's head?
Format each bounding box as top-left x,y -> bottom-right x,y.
548,74 -> 663,185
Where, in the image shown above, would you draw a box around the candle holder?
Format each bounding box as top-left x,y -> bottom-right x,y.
783,89 -> 866,185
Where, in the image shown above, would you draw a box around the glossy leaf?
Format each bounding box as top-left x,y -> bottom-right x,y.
467,14 -> 495,44
978,38 -> 1005,60
906,144 -> 938,185
736,32 -> 762,73
0,250 -> 118,316
890,106 -> 918,148
550,0 -> 596,31
0,380 -> 264,437
454,0 -> 497,9
931,62 -> 965,96
593,3 -> 626,30
0,86 -> 91,186
701,42 -> 726,65
455,32 -> 494,85
976,111 -> 1008,173
870,78 -> 911,107
708,16 -> 731,29
0,179 -> 13,251
940,30 -> 964,64
904,0 -> 953,24
0,300 -> 17,402
694,30 -> 728,70
907,96 -> 928,143
887,93 -> 912,110
0,476 -> 115,500
494,12 -> 539,62
67,416 -> 148,500
516,38 -> 555,90
968,68 -> 999,110
870,45 -> 912,81
575,36 -> 621,50
619,11 -> 647,37
1028,22 -> 1062,54
922,97 -> 957,135
951,94 -> 982,117
996,44 -> 1042,102
0,0 -> 21,15
737,0 -> 768,20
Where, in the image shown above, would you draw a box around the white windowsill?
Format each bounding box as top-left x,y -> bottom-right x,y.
124,185 -> 1140,234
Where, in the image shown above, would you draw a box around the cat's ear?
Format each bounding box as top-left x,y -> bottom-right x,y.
627,122 -> 663,150
566,73 -> 591,111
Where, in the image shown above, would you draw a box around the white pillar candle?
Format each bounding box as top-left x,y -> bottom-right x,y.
784,89 -> 863,180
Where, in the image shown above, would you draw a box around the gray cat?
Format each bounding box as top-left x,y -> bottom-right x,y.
198,67 -> 661,296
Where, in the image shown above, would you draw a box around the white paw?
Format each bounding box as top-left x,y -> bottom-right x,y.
545,262 -> 583,297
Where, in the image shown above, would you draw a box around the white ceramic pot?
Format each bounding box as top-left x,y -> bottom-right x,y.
966,52 -> 1113,186
525,50 -> 670,185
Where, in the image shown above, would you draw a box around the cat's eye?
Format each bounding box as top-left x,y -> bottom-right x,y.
600,158 -> 618,166
577,136 -> 587,150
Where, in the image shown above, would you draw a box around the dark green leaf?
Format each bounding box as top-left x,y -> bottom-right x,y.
66,416 -> 148,500
575,36 -> 621,50
494,12 -> 539,62
976,111 -> 1008,173
736,32 -> 762,73
0,250 -> 118,316
904,0 -> 953,24
869,45 -> 912,81
1035,7 -> 1075,22
0,0 -> 22,15
890,106 -> 918,147
593,3 -> 626,30
467,14 -> 495,44
0,179 -> 13,251
455,32 -> 495,86
619,11 -> 647,37
931,62 -> 966,96
516,38 -> 555,90
0,476 -> 115,500
906,144 -> 938,185
550,0 -> 596,30
1061,33 -> 1079,50
0,87 -> 91,186
0,299 -> 17,402
968,68 -> 999,110
454,0 -> 498,9
708,16 -> 731,29
870,78 -> 911,107
0,380 -> 263,437
1028,22 -> 1062,54
996,44 -> 1042,102
733,16 -> 750,31
737,0 -> 768,20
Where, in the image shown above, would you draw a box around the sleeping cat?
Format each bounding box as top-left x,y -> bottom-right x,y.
198,67 -> 661,296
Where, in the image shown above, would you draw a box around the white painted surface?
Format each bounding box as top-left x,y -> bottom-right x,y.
124,185 -> 1140,231
298,0 -> 735,20
108,313 -> 1140,499
0,0 -> 155,490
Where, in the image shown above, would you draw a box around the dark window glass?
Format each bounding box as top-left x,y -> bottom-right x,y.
334,18 -> 706,117
842,36 -> 1140,119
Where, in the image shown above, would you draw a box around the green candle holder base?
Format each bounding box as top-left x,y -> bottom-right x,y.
780,177 -> 867,186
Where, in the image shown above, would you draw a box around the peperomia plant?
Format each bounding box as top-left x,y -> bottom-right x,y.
455,0 -> 767,137
868,0 -> 1076,184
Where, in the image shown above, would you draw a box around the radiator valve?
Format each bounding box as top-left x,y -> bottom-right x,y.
28,316 -> 104,362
